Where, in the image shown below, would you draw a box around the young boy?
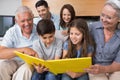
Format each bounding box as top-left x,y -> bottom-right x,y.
31,19 -> 63,80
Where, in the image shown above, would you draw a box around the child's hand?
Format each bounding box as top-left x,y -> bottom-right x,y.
61,30 -> 68,36
32,63 -> 49,73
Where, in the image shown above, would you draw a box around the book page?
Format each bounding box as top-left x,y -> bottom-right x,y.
14,51 -> 46,65
15,51 -> 92,74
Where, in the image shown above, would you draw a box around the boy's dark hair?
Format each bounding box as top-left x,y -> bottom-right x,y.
35,0 -> 48,8
37,19 -> 55,36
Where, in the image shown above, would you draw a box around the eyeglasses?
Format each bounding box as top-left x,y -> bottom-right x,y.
100,13 -> 117,20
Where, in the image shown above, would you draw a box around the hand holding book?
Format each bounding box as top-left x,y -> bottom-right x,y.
14,51 -> 92,74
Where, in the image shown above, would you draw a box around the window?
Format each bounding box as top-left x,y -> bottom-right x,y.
0,16 -> 15,37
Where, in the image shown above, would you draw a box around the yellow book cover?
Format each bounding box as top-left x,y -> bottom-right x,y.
14,51 -> 92,74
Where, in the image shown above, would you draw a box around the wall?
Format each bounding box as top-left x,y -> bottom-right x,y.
0,0 -> 22,16
0,0 -> 22,43
22,0 -> 106,17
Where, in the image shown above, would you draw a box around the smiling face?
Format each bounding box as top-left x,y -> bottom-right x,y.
62,8 -> 71,23
36,5 -> 49,19
69,27 -> 83,45
15,12 -> 33,35
40,33 -> 55,47
100,4 -> 119,29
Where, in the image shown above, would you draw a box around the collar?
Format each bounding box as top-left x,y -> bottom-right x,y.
95,21 -> 120,39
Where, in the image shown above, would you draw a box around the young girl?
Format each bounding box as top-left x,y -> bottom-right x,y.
62,18 -> 95,80
31,19 -> 63,80
55,4 -> 75,41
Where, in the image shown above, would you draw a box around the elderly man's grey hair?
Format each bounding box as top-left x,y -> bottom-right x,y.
15,6 -> 34,20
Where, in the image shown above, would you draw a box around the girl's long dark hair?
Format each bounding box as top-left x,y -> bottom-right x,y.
60,4 -> 75,29
66,18 -> 95,58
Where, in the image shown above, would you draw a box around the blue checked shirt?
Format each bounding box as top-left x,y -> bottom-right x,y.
90,21 -> 120,65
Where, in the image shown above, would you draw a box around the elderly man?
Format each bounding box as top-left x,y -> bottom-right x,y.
0,6 -> 38,80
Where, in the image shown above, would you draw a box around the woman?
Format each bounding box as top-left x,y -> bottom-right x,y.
55,4 -> 75,41
86,0 -> 120,80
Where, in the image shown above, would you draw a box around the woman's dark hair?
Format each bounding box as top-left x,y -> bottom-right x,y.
35,0 -> 48,8
37,19 -> 55,36
66,18 -> 95,58
60,4 -> 75,29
